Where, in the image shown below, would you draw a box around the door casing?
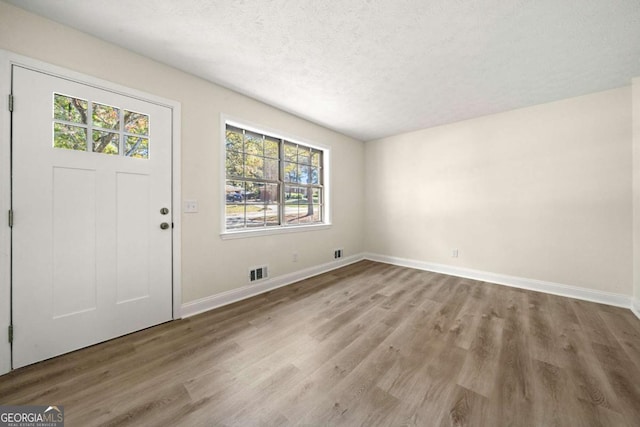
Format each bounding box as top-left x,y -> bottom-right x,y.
0,50 -> 182,375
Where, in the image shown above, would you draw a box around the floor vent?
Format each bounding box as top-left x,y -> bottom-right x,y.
250,266 -> 268,282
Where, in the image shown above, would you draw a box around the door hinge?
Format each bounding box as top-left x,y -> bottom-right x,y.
8,325 -> 13,344
8,210 -> 13,228
8,94 -> 13,112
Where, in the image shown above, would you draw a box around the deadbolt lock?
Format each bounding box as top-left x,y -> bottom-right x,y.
160,207 -> 169,215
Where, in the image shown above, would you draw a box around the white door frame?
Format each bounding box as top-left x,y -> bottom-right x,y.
0,50 -> 182,375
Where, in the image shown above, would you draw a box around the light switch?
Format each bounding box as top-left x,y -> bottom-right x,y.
184,200 -> 198,213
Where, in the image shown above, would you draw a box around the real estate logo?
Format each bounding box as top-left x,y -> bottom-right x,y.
0,405 -> 64,427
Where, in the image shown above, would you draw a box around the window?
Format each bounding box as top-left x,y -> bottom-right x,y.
53,93 -> 150,158
224,122 -> 327,233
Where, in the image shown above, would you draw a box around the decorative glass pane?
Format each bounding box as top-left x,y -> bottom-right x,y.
245,131 -> 263,155
54,94 -> 88,124
92,102 -> 120,130
125,136 -> 149,158
265,137 -> 279,159
226,127 -> 243,152
93,130 -> 119,155
226,150 -> 244,178
53,123 -> 87,151
124,110 -> 149,135
245,155 -> 264,179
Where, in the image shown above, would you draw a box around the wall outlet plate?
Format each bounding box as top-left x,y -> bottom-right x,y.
184,200 -> 198,213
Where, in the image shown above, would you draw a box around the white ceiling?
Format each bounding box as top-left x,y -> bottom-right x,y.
7,0 -> 640,141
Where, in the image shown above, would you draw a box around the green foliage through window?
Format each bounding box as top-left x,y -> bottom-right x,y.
225,123 -> 325,231
52,93 -> 150,158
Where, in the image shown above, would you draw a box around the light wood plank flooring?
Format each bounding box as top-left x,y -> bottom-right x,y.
2,260 -> 640,426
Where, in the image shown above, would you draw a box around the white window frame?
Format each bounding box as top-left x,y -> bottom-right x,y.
220,114 -> 331,239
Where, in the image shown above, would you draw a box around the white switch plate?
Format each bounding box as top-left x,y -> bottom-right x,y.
184,200 -> 198,213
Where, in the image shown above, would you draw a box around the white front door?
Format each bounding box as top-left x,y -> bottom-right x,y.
12,66 -> 174,368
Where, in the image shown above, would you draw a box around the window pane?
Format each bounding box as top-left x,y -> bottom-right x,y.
92,102 -> 120,130
226,181 -> 245,203
310,188 -> 322,204
225,204 -> 245,229
54,93 -> 87,124
265,204 -> 280,226
245,131 -> 263,155
226,128 -> 243,152
310,167 -> 320,184
311,151 -> 321,167
53,123 -> 87,151
264,158 -> 278,181
299,166 -> 311,184
285,185 -> 305,203
93,130 -> 119,155
261,183 -> 280,204
125,136 -> 149,158
226,150 -> 244,177
124,110 -> 149,135
284,143 -> 297,162
298,147 -> 311,164
265,137 -> 279,159
284,162 -> 299,183
245,155 -> 264,179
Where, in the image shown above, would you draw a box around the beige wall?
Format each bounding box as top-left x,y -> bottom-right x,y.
365,88 -> 633,295
0,2 -> 365,303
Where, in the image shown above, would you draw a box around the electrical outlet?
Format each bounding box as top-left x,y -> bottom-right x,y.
334,248 -> 343,259
292,252 -> 298,263
452,249 -> 459,258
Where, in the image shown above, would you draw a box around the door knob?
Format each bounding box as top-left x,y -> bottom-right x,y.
160,222 -> 170,230
160,207 -> 169,215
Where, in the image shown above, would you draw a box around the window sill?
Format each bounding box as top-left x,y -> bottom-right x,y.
220,223 -> 332,240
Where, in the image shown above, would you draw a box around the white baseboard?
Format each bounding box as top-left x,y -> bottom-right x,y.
364,253 -> 633,309
181,251 -> 637,320
181,254 -> 365,318
632,299 -> 640,320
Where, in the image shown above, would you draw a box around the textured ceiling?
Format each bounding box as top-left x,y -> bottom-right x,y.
6,0 -> 640,141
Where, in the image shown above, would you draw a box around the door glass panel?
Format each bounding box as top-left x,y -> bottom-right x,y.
54,93 -> 88,124
92,102 -> 120,130
93,130 -> 119,155
53,95 -> 150,159
54,123 -> 87,151
124,111 -> 149,135
125,136 -> 149,159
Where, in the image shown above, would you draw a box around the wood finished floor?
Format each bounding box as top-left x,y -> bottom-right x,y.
2,260 -> 640,426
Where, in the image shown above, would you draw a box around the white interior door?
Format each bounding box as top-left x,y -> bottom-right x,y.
12,65 -> 173,368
